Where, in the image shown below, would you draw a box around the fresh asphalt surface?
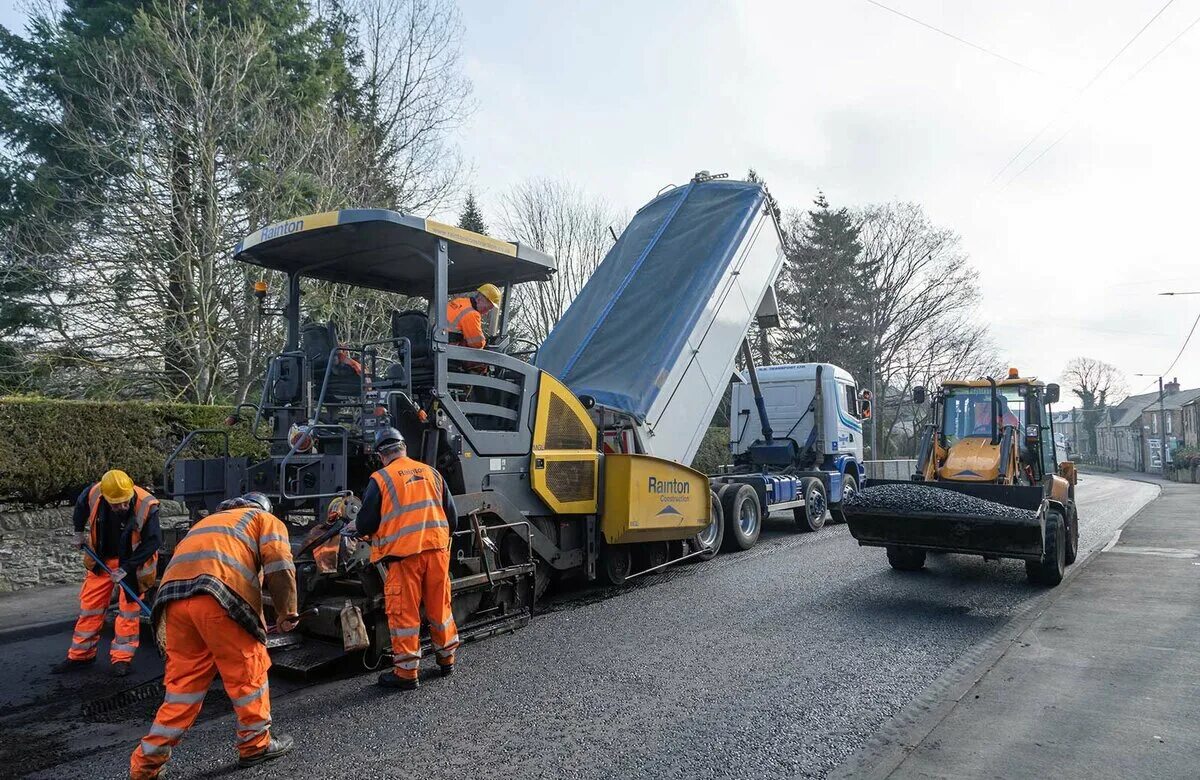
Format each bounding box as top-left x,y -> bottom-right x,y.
4,475 -> 1157,780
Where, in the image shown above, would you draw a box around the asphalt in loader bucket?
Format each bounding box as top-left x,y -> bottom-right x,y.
842,479 -> 1044,560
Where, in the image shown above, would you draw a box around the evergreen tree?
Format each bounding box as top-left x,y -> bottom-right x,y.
776,192 -> 871,380
458,192 -> 488,234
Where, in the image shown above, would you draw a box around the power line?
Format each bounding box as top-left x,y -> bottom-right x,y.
1159,309 -> 1200,379
1003,6 -> 1199,187
989,0 -> 1176,184
864,0 -> 1046,77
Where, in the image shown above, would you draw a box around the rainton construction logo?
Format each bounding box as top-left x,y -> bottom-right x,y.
647,476 -> 690,496
260,219 -> 304,241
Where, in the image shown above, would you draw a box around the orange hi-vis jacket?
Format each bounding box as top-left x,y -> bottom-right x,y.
159,507 -> 295,625
367,457 -> 451,562
446,296 -> 486,348
83,484 -> 159,591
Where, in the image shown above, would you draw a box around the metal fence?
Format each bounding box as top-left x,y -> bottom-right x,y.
864,459 -> 917,481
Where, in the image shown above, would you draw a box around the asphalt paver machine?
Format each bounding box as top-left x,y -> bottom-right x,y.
843,372 -> 1080,586
164,209 -> 713,671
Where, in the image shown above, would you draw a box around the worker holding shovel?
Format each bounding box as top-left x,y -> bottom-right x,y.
129,492 -> 299,779
52,469 -> 161,677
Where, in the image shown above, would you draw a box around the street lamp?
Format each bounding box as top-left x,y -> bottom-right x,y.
1134,373 -> 1169,474
1159,291 -> 1200,296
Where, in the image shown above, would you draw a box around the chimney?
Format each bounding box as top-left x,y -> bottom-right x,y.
1165,377 -> 1180,395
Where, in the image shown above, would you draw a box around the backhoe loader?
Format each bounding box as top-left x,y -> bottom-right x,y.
843,370 -> 1079,586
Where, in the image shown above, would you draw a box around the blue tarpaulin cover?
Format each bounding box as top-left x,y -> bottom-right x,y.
536,179 -> 766,420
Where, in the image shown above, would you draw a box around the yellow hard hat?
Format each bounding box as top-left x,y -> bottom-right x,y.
477,283 -> 502,307
100,469 -> 135,503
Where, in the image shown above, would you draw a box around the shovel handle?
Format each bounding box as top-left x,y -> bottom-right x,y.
82,544 -> 152,617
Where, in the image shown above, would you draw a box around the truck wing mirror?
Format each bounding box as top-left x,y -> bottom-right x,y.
1045,383 -> 1060,404
913,386 -> 926,405
860,398 -> 873,420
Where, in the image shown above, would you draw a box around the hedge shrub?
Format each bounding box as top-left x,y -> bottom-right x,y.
0,397 -> 268,505
691,425 -> 731,475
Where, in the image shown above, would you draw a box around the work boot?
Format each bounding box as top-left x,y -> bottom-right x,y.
51,657 -> 95,674
237,733 -> 294,768
438,664 -> 454,678
377,671 -> 419,690
112,661 -> 131,677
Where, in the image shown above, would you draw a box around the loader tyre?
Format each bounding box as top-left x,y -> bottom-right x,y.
1027,509 -> 1066,586
721,484 -> 762,552
1064,504 -> 1079,565
831,474 -> 857,524
691,490 -> 725,562
793,477 -> 827,533
886,546 -> 926,571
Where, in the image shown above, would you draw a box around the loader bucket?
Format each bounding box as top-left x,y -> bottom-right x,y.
843,479 -> 1045,560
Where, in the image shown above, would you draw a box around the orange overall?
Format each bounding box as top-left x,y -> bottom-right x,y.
129,506 -> 296,780
446,296 -> 486,348
68,485 -> 159,664
369,457 -> 460,680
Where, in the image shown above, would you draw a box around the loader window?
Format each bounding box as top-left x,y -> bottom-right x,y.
943,387 -> 1025,442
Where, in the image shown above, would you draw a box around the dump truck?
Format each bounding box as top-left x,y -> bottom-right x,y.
842,371 -> 1079,586
164,173 -> 796,670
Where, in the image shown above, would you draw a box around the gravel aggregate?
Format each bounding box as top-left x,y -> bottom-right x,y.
845,483 -> 1038,521
25,476 -> 1155,780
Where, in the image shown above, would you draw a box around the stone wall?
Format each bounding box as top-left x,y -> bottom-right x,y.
0,501 -> 188,593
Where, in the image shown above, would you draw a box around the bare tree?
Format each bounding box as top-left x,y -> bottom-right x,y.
497,178 -> 624,343
1061,356 -> 1128,454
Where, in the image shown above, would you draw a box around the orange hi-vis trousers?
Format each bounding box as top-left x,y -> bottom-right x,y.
68,557 -> 143,663
384,548 -> 460,681
129,595 -> 272,780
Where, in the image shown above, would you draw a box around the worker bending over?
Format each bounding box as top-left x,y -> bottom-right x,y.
129,493 -> 299,779
53,469 -> 160,677
446,283 -> 502,348
356,427 -> 459,689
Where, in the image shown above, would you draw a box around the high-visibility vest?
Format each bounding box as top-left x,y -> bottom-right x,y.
83,484 -> 159,591
367,457 -> 450,562
160,507 -> 294,620
446,296 -> 486,348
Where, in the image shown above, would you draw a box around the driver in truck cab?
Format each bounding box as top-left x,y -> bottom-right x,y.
446,283 -> 502,349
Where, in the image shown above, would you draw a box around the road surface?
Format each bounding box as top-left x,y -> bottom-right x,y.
1,474 -> 1157,780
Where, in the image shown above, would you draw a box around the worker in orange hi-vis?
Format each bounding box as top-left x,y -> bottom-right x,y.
445,283 -> 502,349
354,427 -> 459,690
52,469 -> 160,677
128,493 -> 299,780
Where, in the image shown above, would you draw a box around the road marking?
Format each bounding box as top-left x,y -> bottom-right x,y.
1101,529 -> 1122,552
1107,545 -> 1200,559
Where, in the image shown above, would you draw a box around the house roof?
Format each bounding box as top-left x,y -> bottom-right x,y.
1100,388 -> 1200,429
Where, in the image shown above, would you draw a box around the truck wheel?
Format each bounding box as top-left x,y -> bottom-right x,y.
831,474 -> 858,524
721,484 -> 762,551
886,546 -> 926,571
793,477 -> 827,533
1026,509 -> 1066,586
692,490 -> 725,561
1064,505 -> 1079,565
599,539 -> 632,585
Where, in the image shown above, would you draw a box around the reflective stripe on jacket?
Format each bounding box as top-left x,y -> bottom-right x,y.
368,457 -> 450,561
84,484 -> 159,591
446,296 -> 486,348
159,507 -> 295,625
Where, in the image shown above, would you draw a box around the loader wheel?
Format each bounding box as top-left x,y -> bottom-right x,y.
832,474 -> 857,524
721,484 -> 762,552
886,546 -> 926,571
599,538 -> 632,586
1027,509 -> 1066,586
1064,504 -> 1079,565
793,477 -> 827,533
691,490 -> 725,562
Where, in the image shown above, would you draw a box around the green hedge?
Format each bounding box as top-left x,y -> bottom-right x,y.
691,425 -> 731,475
0,397 -> 268,505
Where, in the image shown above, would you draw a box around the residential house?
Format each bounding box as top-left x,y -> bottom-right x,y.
1183,397 -> 1200,449
1096,379 -> 1200,472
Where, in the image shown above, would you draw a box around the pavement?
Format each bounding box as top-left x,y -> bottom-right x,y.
0,475 -> 1160,780
836,475 -> 1200,779
0,583 -> 80,642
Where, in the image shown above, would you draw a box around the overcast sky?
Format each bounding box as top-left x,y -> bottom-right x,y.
3,1 -> 1197,402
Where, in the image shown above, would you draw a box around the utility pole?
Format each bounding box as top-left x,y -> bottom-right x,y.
1158,376 -> 1168,474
